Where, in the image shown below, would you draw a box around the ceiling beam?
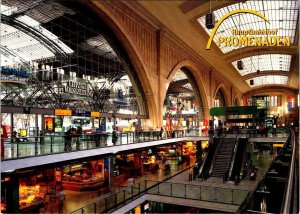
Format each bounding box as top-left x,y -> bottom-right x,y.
242,70 -> 291,80
179,0 -> 245,15
223,46 -> 298,62
243,85 -> 298,96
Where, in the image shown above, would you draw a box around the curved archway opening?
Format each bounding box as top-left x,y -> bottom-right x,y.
0,1 -> 149,133
163,67 -> 206,133
214,88 -> 227,107
234,97 -> 240,106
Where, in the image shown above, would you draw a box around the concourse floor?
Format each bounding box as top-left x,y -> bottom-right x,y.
44,158 -> 194,214
149,150 -> 276,209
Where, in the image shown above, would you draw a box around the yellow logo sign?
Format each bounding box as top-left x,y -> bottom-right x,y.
206,9 -> 291,50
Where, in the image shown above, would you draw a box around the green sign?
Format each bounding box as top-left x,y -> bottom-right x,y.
210,106 -> 258,116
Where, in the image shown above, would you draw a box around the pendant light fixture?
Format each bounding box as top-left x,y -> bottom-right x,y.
237,3 -> 244,70
205,0 -> 215,29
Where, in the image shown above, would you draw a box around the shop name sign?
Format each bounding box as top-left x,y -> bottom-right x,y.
206,9 -> 291,50
64,80 -> 93,97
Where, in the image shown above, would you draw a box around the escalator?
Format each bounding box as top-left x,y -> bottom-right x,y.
229,137 -> 249,181
197,137 -> 219,179
210,138 -> 237,178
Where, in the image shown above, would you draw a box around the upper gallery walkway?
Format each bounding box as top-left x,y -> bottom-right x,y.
1,129 -> 288,174
1,130 -> 207,173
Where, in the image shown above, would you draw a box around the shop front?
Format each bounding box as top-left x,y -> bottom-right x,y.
1,158 -> 107,213
59,160 -> 104,191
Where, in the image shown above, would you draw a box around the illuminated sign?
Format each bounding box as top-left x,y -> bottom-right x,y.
206,9 -> 291,50
273,144 -> 283,148
91,112 -> 100,117
44,117 -> 54,131
55,109 -> 72,116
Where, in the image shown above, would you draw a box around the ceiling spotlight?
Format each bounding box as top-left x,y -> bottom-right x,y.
205,12 -> 215,29
237,60 -> 244,70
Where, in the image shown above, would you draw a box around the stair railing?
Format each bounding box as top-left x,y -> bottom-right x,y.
228,137 -> 239,179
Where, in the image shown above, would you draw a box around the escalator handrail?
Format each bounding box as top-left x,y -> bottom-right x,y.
281,130 -> 296,213
198,152 -> 208,177
228,137 -> 239,179
209,138 -> 222,175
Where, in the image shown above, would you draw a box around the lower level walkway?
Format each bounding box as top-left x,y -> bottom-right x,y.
112,149 -> 275,213
59,159 -> 194,213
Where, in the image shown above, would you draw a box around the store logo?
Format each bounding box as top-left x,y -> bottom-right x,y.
206,9 -> 291,50
63,80 -> 93,97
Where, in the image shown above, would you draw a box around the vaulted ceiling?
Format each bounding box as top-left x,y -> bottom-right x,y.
139,0 -> 299,93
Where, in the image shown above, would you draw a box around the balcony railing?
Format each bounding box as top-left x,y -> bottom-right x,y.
2,129 -> 203,160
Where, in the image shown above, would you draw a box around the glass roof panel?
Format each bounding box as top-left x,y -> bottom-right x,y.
232,54 -> 292,76
172,70 -> 187,81
197,0 -> 298,53
1,5 -> 73,65
246,75 -> 288,87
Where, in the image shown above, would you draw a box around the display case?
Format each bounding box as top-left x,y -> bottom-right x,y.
61,161 -> 104,191
19,185 -> 44,212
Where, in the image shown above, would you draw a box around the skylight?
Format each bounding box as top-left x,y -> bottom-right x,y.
232,54 -> 292,76
197,0 -> 298,53
246,75 -> 288,87
172,70 -> 187,81
1,4 -> 73,66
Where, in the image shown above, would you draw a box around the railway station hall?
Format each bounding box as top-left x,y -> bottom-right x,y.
0,0 -> 299,213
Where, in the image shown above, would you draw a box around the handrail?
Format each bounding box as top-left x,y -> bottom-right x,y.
197,152 -> 208,177
209,138 -> 221,175
236,130 -> 294,213
2,130 -> 206,161
69,164 -> 193,213
281,130 -> 296,213
228,137 -> 238,179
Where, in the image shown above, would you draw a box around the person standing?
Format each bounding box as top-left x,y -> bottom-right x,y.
64,129 -> 72,151
160,127 -> 164,139
112,128 -> 118,145
58,189 -> 65,212
76,126 -> 82,150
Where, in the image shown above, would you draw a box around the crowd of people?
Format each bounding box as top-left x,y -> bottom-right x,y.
64,126 -> 82,151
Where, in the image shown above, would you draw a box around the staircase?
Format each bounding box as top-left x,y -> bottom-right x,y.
211,138 -> 236,178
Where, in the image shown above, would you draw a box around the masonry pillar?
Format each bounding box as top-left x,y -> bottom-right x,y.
6,174 -> 19,213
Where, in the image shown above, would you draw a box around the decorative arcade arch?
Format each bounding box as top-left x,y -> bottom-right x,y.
213,84 -> 229,107
164,60 -> 209,131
